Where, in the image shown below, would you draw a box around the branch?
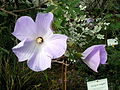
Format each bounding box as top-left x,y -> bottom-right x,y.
0,8 -> 17,17
12,6 -> 40,13
52,60 -> 69,66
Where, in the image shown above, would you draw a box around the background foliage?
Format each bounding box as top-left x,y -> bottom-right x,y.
0,0 -> 120,90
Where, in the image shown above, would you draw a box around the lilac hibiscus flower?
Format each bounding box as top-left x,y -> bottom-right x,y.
81,45 -> 107,72
12,12 -> 68,72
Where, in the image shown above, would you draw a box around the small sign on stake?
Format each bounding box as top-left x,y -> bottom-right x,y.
87,78 -> 108,90
107,38 -> 118,46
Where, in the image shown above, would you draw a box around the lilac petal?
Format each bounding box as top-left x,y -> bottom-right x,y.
81,45 -> 96,59
35,12 -> 53,37
85,46 -> 99,60
83,50 -> 100,72
44,34 -> 68,59
12,16 -> 36,41
27,49 -> 51,72
100,45 -> 107,64
12,39 -> 36,62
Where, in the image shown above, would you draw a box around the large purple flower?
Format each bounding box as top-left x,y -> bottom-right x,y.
81,45 -> 107,72
12,12 -> 68,72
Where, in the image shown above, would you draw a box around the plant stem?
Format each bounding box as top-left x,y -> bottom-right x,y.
61,60 -> 67,90
64,61 -> 67,90
62,60 -> 64,90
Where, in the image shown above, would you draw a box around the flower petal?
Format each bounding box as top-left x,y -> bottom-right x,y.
100,45 -> 107,64
12,39 -> 36,62
12,16 -> 36,41
44,34 -> 68,59
83,50 -> 100,72
35,12 -> 53,37
27,49 -> 51,72
81,45 -> 96,59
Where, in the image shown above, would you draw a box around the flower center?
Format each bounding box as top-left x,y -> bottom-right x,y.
36,37 -> 43,44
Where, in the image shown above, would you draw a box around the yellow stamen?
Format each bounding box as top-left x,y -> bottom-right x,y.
36,37 -> 43,44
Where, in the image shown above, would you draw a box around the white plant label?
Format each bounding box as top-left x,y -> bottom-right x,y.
87,78 -> 108,90
107,38 -> 118,46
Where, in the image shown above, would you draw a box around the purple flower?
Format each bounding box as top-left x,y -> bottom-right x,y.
87,18 -> 94,23
12,12 -> 68,72
81,45 -> 107,72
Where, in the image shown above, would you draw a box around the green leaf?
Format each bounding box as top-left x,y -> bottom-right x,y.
75,52 -> 83,58
54,18 -> 63,29
46,5 -> 56,12
0,47 -> 9,54
0,11 -> 8,16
